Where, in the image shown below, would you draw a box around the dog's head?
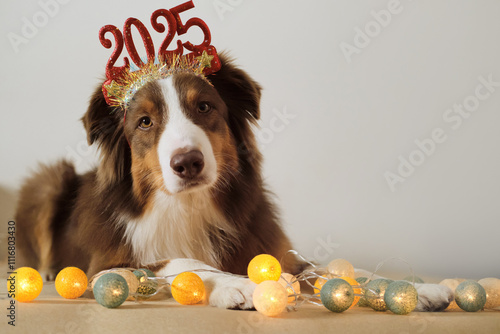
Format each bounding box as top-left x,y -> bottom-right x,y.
83,54 -> 262,202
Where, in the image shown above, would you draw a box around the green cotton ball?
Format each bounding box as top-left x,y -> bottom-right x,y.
93,273 -> 129,308
384,281 -> 418,315
320,278 -> 355,313
365,279 -> 393,311
133,268 -> 156,282
355,277 -> 369,307
403,276 -> 425,284
455,280 -> 487,312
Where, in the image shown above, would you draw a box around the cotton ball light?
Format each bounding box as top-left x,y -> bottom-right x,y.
384,280 -> 418,315
278,273 -> 300,302
439,278 -> 466,310
92,269 -> 140,301
355,277 -> 369,307
253,280 -> 288,317
247,254 -> 281,284
93,273 -> 129,308
478,278 -> 500,309
320,278 -> 355,313
133,268 -> 156,283
455,280 -> 487,312
327,259 -> 354,278
55,267 -> 88,299
171,272 -> 205,305
364,278 -> 393,311
339,276 -> 361,308
6,267 -> 43,302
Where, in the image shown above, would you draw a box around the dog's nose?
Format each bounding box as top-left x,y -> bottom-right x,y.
170,150 -> 205,179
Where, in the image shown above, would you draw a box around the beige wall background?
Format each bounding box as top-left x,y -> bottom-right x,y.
1,0 -> 499,280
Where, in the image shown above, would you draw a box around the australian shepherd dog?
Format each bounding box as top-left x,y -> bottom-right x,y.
15,54 -> 452,311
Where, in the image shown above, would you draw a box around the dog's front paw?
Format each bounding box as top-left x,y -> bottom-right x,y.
415,283 -> 453,311
206,276 -> 256,309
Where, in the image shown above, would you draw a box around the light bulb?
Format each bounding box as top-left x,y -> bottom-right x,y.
253,280 -> 288,317
247,254 -> 282,284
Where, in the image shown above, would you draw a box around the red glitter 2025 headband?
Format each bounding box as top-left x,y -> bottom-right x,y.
99,1 -> 221,108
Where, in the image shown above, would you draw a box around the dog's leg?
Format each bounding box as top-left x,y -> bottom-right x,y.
153,258 -> 256,309
354,268 -> 453,311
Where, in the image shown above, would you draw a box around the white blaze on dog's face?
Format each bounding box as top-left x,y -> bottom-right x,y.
123,72 -> 239,199
157,77 -> 218,194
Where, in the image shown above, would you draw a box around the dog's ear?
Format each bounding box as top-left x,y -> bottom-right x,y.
208,53 -> 261,122
208,53 -> 262,167
81,85 -> 131,187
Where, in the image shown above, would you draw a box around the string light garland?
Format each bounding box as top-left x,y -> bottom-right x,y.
18,255 -> 498,318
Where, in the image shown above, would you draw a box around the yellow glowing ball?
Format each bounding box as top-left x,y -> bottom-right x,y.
340,276 -> 361,308
55,267 -> 88,299
327,259 -> 355,278
7,267 -> 43,302
247,254 -> 282,284
171,272 -> 205,305
478,278 -> 500,309
253,280 -> 288,317
278,273 -> 301,302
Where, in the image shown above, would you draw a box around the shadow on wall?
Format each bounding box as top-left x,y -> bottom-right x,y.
0,186 -> 18,277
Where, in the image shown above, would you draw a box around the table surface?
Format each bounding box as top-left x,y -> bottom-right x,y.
2,284 -> 500,334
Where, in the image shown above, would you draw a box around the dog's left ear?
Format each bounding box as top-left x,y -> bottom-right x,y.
207,53 -> 262,168
208,53 -> 262,123
81,85 -> 131,187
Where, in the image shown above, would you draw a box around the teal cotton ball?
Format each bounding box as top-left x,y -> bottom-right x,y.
133,269 -> 155,283
320,278 -> 355,313
355,277 -> 369,307
365,279 -> 393,311
93,273 -> 129,308
384,281 -> 418,315
455,280 -> 487,312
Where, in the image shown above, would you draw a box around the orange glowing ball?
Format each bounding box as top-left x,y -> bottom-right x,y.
247,254 -> 282,284
171,272 -> 205,305
7,267 -> 43,302
313,275 -> 332,294
55,267 -> 88,299
340,276 -> 361,308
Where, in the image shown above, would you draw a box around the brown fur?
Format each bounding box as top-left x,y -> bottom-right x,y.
15,54 -> 304,280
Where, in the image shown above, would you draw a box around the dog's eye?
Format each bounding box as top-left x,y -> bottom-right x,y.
139,117 -> 153,129
198,102 -> 212,113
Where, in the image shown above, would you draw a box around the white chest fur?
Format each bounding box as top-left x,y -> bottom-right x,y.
123,190 -> 236,267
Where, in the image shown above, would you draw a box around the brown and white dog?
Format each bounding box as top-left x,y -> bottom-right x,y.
15,54 -> 452,310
